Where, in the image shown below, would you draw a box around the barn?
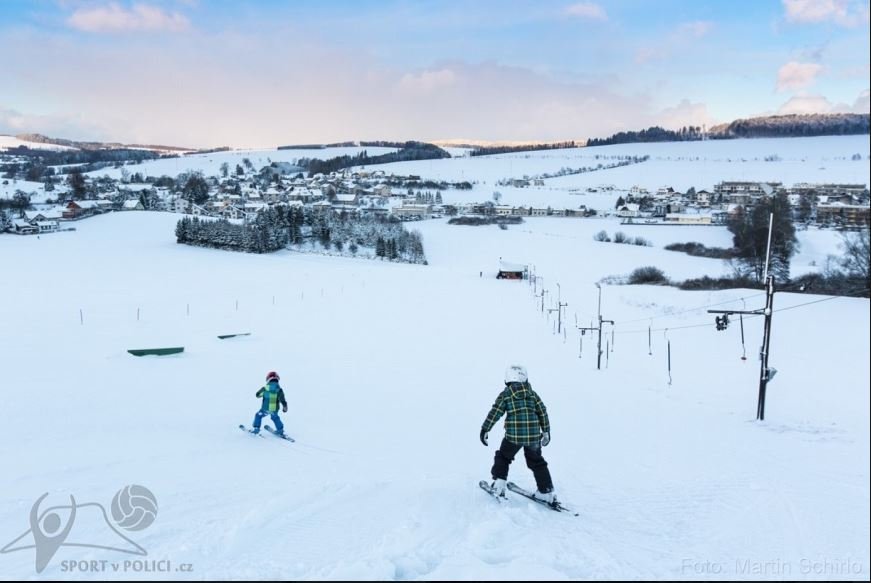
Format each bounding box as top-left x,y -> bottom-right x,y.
496,261 -> 527,280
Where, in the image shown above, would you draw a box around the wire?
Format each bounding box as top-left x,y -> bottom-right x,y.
773,295 -> 844,313
615,292 -> 766,325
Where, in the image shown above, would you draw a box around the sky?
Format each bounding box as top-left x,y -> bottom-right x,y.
0,0 -> 869,148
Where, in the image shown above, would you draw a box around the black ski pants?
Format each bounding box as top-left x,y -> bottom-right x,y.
491,438 -> 553,493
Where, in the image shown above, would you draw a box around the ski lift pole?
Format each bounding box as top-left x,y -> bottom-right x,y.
757,214 -> 776,420
665,329 -> 672,386
757,275 -> 776,421
739,313 -> 747,360
648,323 -> 652,356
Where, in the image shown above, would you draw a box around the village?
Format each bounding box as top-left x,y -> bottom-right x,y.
2,152 -> 869,235
611,180 -> 870,228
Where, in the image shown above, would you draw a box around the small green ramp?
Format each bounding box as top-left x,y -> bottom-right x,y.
217,333 -> 251,340
127,347 -> 184,357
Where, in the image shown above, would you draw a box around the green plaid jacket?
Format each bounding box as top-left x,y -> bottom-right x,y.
481,382 -> 550,446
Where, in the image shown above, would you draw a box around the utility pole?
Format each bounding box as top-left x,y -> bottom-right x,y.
708,212 -> 777,420
539,289 -> 549,313
548,283 -> 568,334
595,284 -> 614,371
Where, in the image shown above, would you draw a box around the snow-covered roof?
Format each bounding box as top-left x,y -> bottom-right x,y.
499,261 -> 527,273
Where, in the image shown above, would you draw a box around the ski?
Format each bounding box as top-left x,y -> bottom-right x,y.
239,424 -> 265,438
506,482 -> 578,516
263,424 -> 295,442
479,480 -> 505,502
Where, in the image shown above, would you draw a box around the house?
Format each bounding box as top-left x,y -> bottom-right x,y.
63,200 -> 101,219
530,208 -> 548,217
24,208 -> 64,222
696,190 -> 714,207
173,198 -> 190,214
35,220 -> 59,232
392,203 -> 432,220
816,203 -> 871,228
220,204 -> 245,220
11,218 -> 37,235
496,261 -> 527,280
664,213 -> 713,225
494,205 -> 514,216
312,200 -> 333,214
617,203 -> 640,218
123,200 -> 144,211
190,203 -> 211,217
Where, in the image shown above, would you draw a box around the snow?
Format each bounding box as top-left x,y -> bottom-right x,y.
360,136 -> 870,212
0,211 -> 867,580
0,135 -> 78,152
83,146 -> 399,180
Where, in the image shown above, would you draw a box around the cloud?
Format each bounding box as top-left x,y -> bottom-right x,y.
67,2 -> 190,33
564,2 -> 608,21
677,21 -> 714,37
777,94 -> 837,113
635,20 -> 714,63
776,61 -> 824,91
655,99 -> 718,130
0,28 -> 726,148
397,68 -> 457,95
0,106 -> 108,141
782,0 -> 870,27
851,89 -> 870,112
776,89 -> 869,114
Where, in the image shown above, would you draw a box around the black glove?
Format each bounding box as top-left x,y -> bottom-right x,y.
541,431 -> 550,447
479,429 -> 489,446
282,405 -> 288,413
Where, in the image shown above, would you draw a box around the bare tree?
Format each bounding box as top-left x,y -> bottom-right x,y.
840,229 -> 870,290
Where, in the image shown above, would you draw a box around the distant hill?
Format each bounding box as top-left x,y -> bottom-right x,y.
708,113 -> 870,139
14,133 -> 204,154
587,113 -> 869,147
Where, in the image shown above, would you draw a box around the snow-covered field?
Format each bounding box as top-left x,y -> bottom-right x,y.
83,146 -> 399,181
367,136 -> 871,211
0,212 -> 867,580
0,135 -> 77,152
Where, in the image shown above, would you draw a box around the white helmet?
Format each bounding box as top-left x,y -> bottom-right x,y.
505,364 -> 528,384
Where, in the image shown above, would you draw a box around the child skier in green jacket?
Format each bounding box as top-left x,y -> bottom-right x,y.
251,371 -> 288,436
480,364 -> 556,505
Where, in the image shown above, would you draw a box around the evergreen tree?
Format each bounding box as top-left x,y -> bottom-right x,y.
67,169 -> 87,200
727,193 -> 797,282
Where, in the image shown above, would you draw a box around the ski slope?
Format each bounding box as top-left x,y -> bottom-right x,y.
0,212 -> 868,580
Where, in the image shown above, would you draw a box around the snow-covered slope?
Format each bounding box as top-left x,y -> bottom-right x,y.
0,135 -> 78,152
364,136 -> 871,212
0,213 -> 867,580
83,146 -> 399,180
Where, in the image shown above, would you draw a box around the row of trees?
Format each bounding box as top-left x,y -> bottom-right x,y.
710,113 -> 869,139
470,141 -> 579,157
176,206 -> 427,263
296,142 -> 450,176
587,126 -> 704,147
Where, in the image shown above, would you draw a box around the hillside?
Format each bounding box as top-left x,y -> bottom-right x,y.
0,212 -> 867,579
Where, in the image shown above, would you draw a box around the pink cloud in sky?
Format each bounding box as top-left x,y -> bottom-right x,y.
67,2 -> 190,33
776,61 -> 824,91
782,0 -> 870,27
